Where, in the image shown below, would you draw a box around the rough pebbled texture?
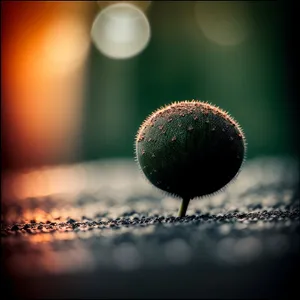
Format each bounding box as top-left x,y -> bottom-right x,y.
135,101 -> 246,199
1,156 -> 299,299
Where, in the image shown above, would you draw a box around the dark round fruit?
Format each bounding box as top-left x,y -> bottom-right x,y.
135,100 -> 246,200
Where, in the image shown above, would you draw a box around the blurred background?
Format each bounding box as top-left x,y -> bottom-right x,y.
1,0 -> 297,173
1,2 -> 299,299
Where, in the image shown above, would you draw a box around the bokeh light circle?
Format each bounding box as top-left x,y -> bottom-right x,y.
91,2 -> 151,59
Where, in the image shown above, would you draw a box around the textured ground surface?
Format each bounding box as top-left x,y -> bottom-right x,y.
1,156 -> 300,299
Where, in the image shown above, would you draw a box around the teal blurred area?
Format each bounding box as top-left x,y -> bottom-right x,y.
83,1 -> 294,161
1,1 -> 295,171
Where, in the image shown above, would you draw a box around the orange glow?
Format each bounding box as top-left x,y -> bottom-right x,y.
8,239 -> 94,276
30,234 -> 53,244
1,1 -> 95,169
5,164 -> 88,200
41,13 -> 91,75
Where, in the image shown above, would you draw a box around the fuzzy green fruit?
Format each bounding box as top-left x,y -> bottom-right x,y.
135,100 -> 246,216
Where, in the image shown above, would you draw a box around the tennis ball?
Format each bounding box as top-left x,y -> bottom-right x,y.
135,100 -> 246,217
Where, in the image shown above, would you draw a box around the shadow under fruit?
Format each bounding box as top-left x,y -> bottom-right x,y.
135,100 -> 246,217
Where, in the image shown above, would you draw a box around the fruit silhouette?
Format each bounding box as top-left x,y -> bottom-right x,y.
135,100 -> 246,217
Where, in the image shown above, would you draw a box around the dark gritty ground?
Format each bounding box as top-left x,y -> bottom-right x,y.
1,156 -> 300,299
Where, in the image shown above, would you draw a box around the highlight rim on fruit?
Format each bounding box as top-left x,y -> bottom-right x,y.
135,100 -> 246,217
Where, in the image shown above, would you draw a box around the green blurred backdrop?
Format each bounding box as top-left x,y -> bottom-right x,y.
83,1 -> 294,162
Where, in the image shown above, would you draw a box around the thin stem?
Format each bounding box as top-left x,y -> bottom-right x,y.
177,197 -> 190,217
